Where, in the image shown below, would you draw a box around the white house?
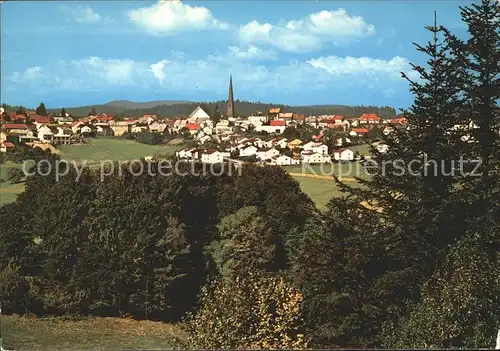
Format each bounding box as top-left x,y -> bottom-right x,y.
37,125 -> 54,143
188,106 -> 211,123
270,137 -> 288,149
198,134 -> 212,144
303,141 -> 328,155
302,151 -> 330,164
333,148 -> 355,161
273,154 -> 300,166
377,143 -> 389,153
215,120 -> 233,135
132,125 -> 147,134
240,145 -> 258,157
257,148 -> 280,161
177,147 -> 199,160
201,150 -> 223,164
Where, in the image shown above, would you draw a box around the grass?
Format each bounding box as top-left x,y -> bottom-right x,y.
349,143 -> 373,157
1,315 -> 182,350
58,137 -> 182,166
0,162 -> 24,205
0,138 -> 182,206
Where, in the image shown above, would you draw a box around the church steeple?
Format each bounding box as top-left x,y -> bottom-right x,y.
226,74 -> 235,118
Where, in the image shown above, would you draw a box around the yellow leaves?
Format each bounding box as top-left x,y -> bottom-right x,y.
180,274 -> 307,349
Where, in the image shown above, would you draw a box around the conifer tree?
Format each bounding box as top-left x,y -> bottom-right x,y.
292,13 -> 469,347
35,102 -> 47,116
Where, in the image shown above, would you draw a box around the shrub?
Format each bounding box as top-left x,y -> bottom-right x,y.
179,273 -> 307,349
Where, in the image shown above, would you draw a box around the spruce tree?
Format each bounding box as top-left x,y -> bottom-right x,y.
292,13 -> 468,347
35,102 -> 47,116
444,0 -> 500,231
61,108 -> 67,118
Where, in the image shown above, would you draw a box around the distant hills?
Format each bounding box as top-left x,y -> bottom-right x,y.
7,99 -> 397,118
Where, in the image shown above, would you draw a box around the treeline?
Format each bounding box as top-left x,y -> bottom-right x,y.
36,101 -> 397,118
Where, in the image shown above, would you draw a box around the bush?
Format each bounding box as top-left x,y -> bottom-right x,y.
0,264 -> 29,313
179,273 -> 307,349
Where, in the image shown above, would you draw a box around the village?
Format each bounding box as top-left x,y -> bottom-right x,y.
0,102 -> 407,163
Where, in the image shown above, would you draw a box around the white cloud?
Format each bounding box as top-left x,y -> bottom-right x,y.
8,53 -> 414,97
60,5 -> 110,24
239,9 -> 375,52
220,45 -> 277,61
70,57 -> 145,85
10,66 -> 43,83
150,59 -> 170,84
307,56 -> 410,77
128,0 -> 229,35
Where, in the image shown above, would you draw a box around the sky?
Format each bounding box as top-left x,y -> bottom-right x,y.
1,0 -> 471,110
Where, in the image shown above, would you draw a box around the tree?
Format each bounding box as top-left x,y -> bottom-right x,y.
444,0 -> 500,232
292,12 -> 469,347
211,105 -> 221,124
383,229 -> 500,348
16,106 -> 25,115
208,207 -> 277,279
89,107 -> 97,116
178,273 -> 306,349
282,127 -> 301,140
60,108 -> 67,117
35,102 -> 48,116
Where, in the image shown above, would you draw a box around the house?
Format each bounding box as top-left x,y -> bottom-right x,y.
31,115 -> 52,124
278,112 -> 294,121
80,125 -> 95,136
97,114 -> 114,123
240,145 -> 258,157
270,136 -> 288,149
53,127 -> 72,145
176,147 -> 199,160
37,125 -> 54,143
257,148 -> 280,161
96,125 -> 114,136
268,108 -> 281,119
1,124 -> 29,135
302,151 -> 330,164
186,123 -> 200,135
132,125 -> 147,134
333,148 -> 355,161
0,141 -> 15,153
287,139 -> 303,149
215,120 -> 233,135
377,143 -> 389,153
272,154 -> 300,166
198,134 -> 212,144
349,128 -> 369,137
201,150 -> 223,164
383,126 -> 394,136
188,106 -> 211,122
302,141 -> 328,155
359,113 -> 380,124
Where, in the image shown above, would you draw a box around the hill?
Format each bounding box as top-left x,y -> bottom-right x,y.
4,100 -> 397,118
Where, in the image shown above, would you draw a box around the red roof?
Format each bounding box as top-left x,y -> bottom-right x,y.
97,115 -> 114,122
333,115 -> 344,120
352,128 -> 369,134
2,123 -> 27,130
2,142 -> 15,148
14,115 -> 26,120
359,113 -> 380,121
32,115 -> 52,124
186,123 -> 200,131
270,120 -> 286,127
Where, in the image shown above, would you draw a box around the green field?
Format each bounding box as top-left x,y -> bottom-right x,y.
1,316 -> 181,350
0,138 -> 182,206
1,139 -> 368,209
58,138 -> 182,166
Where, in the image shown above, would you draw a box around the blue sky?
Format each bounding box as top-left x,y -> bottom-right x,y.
1,0 -> 470,110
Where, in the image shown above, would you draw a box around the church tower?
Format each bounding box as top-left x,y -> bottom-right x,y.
226,74 -> 235,118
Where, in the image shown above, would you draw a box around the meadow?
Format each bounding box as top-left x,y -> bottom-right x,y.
1,316 -> 181,350
0,139 -> 372,209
